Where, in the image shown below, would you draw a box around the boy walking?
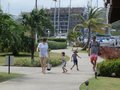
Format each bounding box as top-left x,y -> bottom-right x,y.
71,50 -> 81,71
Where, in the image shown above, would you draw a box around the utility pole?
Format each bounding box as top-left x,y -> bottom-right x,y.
8,2 -> 10,14
35,0 -> 38,44
58,0 -> 61,35
35,0 -> 38,10
0,0 -> 1,8
67,0 -> 72,35
96,0 -> 98,8
53,0 -> 57,36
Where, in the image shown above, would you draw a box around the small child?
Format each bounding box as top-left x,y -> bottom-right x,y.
71,50 -> 81,71
61,52 -> 68,73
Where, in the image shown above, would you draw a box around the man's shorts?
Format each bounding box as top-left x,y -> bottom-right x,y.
90,54 -> 98,62
73,59 -> 78,65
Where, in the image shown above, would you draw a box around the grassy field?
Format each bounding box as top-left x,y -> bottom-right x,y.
0,72 -> 23,82
80,77 -> 120,90
0,52 -> 70,67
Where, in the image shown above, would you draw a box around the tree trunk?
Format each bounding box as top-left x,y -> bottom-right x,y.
82,26 -> 91,50
31,31 -> 35,64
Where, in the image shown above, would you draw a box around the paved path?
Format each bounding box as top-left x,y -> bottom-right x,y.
0,48 -> 103,90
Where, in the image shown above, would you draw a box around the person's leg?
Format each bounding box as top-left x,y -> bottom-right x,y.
64,66 -> 68,72
71,64 -> 75,70
43,57 -> 47,74
90,54 -> 96,71
40,57 -> 44,73
62,67 -> 65,73
75,61 -> 79,71
93,60 -> 97,71
76,64 -> 79,71
91,59 -> 95,71
91,56 -> 97,71
93,56 -> 97,71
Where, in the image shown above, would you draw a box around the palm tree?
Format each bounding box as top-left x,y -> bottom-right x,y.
67,30 -> 81,46
22,9 -> 53,63
0,10 -> 22,55
73,8 -> 109,50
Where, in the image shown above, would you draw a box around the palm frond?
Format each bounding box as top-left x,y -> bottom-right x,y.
73,24 -> 84,32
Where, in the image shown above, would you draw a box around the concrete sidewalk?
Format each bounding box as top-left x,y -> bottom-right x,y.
0,48 -> 103,90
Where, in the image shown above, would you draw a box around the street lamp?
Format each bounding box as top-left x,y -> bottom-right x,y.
59,30 -> 61,38
58,0 -> 61,35
53,0 -> 57,36
67,0 -> 72,35
35,0 -> 38,9
35,0 -> 38,44
48,30 -> 50,37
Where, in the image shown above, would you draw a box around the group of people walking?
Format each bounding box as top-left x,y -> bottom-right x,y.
36,36 -> 100,74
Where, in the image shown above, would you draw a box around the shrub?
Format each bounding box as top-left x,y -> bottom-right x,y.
48,41 -> 67,49
100,47 -> 120,59
48,38 -> 67,42
13,52 -> 69,67
97,60 -> 120,77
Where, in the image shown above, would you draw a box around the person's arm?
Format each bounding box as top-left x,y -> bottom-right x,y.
88,42 -> 91,56
36,43 -> 40,52
77,54 -> 81,58
97,41 -> 101,55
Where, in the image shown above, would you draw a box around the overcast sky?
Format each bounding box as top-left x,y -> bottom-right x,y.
1,0 -> 104,15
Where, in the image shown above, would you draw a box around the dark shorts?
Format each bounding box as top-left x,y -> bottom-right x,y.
73,59 -> 78,65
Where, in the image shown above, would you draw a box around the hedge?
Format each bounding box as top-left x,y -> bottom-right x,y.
48,41 -> 67,49
13,52 -> 69,67
48,38 -> 67,42
97,60 -> 120,77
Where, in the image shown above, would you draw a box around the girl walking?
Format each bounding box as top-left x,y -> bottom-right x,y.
61,52 -> 68,73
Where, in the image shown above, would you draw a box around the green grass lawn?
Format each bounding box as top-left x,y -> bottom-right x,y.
0,52 -> 70,67
80,77 -> 120,90
0,72 -> 23,82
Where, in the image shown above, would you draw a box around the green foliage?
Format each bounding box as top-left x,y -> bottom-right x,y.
22,9 -> 54,36
73,8 -> 109,50
97,60 -> 120,77
0,10 -> 24,55
13,52 -> 69,67
21,9 -> 54,61
111,31 -> 120,36
20,35 -> 32,52
48,41 -> 67,49
48,38 -> 67,42
67,30 -> 81,42
80,77 -> 120,90
112,20 -> 120,31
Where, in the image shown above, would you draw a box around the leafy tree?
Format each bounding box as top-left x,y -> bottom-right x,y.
21,9 -> 53,62
0,10 -> 23,55
73,8 -> 109,50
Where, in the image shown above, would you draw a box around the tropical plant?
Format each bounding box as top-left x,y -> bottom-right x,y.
0,10 -> 23,55
21,9 -> 53,62
111,20 -> 120,36
67,30 -> 81,46
112,20 -> 120,30
73,8 -> 109,50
